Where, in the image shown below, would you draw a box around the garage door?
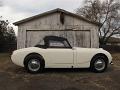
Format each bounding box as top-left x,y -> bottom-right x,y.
26,30 -> 91,48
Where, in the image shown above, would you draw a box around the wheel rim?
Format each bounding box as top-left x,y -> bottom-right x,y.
94,59 -> 105,71
28,59 -> 40,72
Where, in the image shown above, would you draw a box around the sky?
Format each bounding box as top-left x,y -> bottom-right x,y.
0,0 -> 84,35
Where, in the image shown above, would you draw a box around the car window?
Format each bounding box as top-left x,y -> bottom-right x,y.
63,40 -> 70,47
49,40 -> 64,47
38,40 -> 44,45
34,40 -> 46,48
49,40 -> 71,48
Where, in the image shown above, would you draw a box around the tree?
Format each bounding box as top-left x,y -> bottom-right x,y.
76,0 -> 120,45
6,26 -> 16,44
0,18 -> 8,49
0,17 -> 16,52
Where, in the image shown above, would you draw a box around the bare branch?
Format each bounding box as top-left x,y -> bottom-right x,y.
76,0 -> 120,45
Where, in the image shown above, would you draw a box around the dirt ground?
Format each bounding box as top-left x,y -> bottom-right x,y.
0,52 -> 120,90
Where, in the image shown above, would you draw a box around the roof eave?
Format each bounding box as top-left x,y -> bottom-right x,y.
13,8 -> 102,26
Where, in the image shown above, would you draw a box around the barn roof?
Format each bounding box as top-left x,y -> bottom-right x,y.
13,8 -> 101,26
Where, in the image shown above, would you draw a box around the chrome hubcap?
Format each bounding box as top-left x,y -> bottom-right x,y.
94,59 -> 105,71
28,59 -> 40,71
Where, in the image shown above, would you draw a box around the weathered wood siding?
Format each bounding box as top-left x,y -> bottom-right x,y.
26,30 -> 91,48
17,12 -> 99,49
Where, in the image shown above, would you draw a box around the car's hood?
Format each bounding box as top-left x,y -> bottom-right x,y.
13,47 -> 40,54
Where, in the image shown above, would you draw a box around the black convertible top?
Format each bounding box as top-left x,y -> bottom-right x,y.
44,36 -> 67,42
35,36 -> 72,48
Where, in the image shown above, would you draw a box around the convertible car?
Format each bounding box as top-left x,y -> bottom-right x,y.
11,36 -> 112,73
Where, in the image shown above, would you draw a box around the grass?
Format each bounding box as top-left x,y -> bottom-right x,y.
111,53 -> 120,61
0,53 -> 10,61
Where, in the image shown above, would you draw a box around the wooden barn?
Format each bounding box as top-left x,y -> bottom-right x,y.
14,8 -> 101,49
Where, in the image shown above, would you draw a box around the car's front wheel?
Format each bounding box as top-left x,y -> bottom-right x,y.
24,54 -> 45,73
90,55 -> 108,73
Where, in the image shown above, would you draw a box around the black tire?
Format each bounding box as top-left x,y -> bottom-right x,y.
90,55 -> 108,73
24,54 -> 45,74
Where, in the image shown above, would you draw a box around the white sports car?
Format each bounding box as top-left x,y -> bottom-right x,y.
11,36 -> 112,73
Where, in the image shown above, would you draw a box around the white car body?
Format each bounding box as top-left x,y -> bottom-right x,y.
11,47 -> 112,68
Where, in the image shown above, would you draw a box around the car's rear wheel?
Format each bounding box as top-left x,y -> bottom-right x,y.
90,55 -> 108,73
24,54 -> 45,73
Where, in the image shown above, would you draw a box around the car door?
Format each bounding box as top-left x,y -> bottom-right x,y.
44,48 -> 74,64
43,39 -> 74,64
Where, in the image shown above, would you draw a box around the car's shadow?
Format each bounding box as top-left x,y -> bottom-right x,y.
43,68 -> 90,73
8,64 -> 113,74
12,67 -> 91,74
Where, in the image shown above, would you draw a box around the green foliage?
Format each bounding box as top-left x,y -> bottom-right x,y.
0,18 -> 16,52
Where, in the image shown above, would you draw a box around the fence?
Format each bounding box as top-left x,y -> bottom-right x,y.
0,43 -> 17,52
101,45 -> 120,52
